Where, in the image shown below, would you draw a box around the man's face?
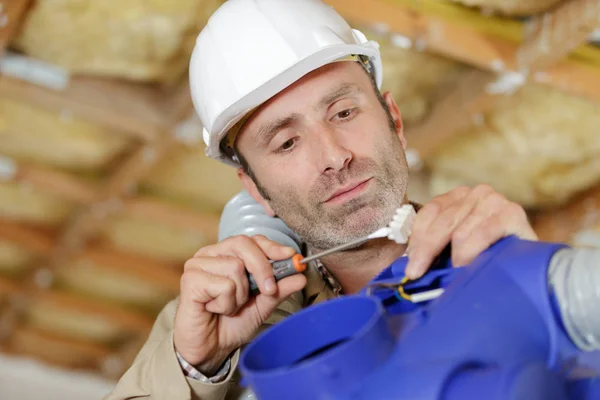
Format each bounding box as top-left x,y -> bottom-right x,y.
236,62 -> 409,250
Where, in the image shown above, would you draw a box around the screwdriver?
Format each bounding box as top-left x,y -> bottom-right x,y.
247,235 -> 375,296
247,204 -> 416,295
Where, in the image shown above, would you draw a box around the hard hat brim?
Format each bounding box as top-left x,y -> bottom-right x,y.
204,42 -> 383,167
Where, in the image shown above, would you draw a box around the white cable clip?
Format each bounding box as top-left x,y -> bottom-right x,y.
366,204 -> 417,244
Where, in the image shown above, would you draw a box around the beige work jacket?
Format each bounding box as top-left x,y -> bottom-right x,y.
103,261 -> 339,400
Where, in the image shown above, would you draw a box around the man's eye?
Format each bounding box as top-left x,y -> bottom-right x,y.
279,138 -> 296,151
336,108 -> 356,120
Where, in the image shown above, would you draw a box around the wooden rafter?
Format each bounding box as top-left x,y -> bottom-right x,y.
7,326 -> 111,369
0,275 -> 20,296
326,0 -> 518,69
517,0 -> 600,71
123,197 -> 220,240
13,161 -> 100,204
49,104 -> 190,267
75,247 -> 181,292
0,76 -> 165,142
105,139 -> 176,198
532,185 -> 600,243
325,0 -> 600,102
0,219 -> 53,257
0,0 -> 32,58
29,290 -> 154,334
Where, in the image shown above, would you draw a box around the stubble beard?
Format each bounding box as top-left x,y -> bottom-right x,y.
264,134 -> 409,251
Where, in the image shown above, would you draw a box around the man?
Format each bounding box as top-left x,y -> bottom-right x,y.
105,1 -> 537,399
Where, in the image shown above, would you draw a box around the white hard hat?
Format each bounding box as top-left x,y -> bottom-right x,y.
189,0 -> 383,167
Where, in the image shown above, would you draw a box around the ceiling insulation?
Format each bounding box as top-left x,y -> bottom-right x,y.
427,82 -> 600,209
7,326 -> 111,369
0,97 -> 133,172
0,181 -> 76,226
100,210 -> 216,262
452,0 -> 564,15
143,142 -> 243,213
11,0 -> 225,83
0,241 -> 37,277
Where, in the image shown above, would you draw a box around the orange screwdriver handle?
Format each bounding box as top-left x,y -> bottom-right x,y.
248,254 -> 305,296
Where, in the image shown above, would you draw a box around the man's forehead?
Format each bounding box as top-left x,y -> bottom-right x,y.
242,63 -> 369,131
262,61 -> 369,110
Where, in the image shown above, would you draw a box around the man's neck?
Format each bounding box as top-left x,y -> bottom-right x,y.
316,237 -> 407,294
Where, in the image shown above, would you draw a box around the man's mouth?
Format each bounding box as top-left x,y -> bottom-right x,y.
324,178 -> 372,204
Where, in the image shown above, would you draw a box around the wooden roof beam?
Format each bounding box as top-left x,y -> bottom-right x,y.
49,103 -> 188,259
0,75 -> 166,142
11,161 -> 100,204
326,0 -> 519,71
517,0 -> 600,72
29,290 -> 154,335
532,185 -> 600,243
0,219 -> 54,257
0,0 -> 32,59
75,247 -> 181,292
325,0 -> 600,102
0,275 -> 21,296
6,326 -> 112,370
123,197 -> 219,241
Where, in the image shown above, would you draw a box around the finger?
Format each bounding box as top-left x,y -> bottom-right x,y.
199,236 -> 276,295
253,274 -> 307,321
406,188 -> 481,279
240,235 -> 298,296
243,235 -> 297,296
180,269 -> 237,316
451,199 -> 537,265
451,189 -> 508,246
409,185 -> 471,239
251,235 -> 297,261
185,256 -> 249,313
451,213 -> 508,266
196,235 -> 296,296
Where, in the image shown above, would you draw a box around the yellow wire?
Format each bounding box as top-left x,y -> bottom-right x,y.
396,276 -> 413,301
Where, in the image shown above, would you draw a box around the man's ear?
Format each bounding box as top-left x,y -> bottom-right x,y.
237,168 -> 276,217
382,91 -> 406,149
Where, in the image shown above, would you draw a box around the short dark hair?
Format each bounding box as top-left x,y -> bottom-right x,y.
232,65 -> 395,197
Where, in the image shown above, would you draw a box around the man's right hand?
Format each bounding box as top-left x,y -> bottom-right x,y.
173,235 -> 307,376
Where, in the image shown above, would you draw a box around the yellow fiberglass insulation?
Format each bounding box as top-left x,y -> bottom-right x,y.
143,142 -> 242,213
101,212 -> 217,262
0,98 -> 132,172
0,241 -> 37,277
0,181 -> 74,226
428,83 -> 600,209
56,258 -> 176,313
451,0 -> 563,16
12,0 -> 224,83
360,26 -> 464,126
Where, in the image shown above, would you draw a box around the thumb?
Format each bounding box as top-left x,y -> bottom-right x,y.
254,274 -> 307,321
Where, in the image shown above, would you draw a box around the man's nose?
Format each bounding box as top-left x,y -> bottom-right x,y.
312,127 -> 352,174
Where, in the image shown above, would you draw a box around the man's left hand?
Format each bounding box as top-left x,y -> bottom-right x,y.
405,184 -> 538,279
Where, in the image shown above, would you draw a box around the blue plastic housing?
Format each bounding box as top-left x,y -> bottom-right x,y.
239,237 -> 600,399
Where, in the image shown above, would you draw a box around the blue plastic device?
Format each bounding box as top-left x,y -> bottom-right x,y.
239,237 -> 600,399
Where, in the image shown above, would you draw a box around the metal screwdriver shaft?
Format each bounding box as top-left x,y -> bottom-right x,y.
300,236 -> 372,264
